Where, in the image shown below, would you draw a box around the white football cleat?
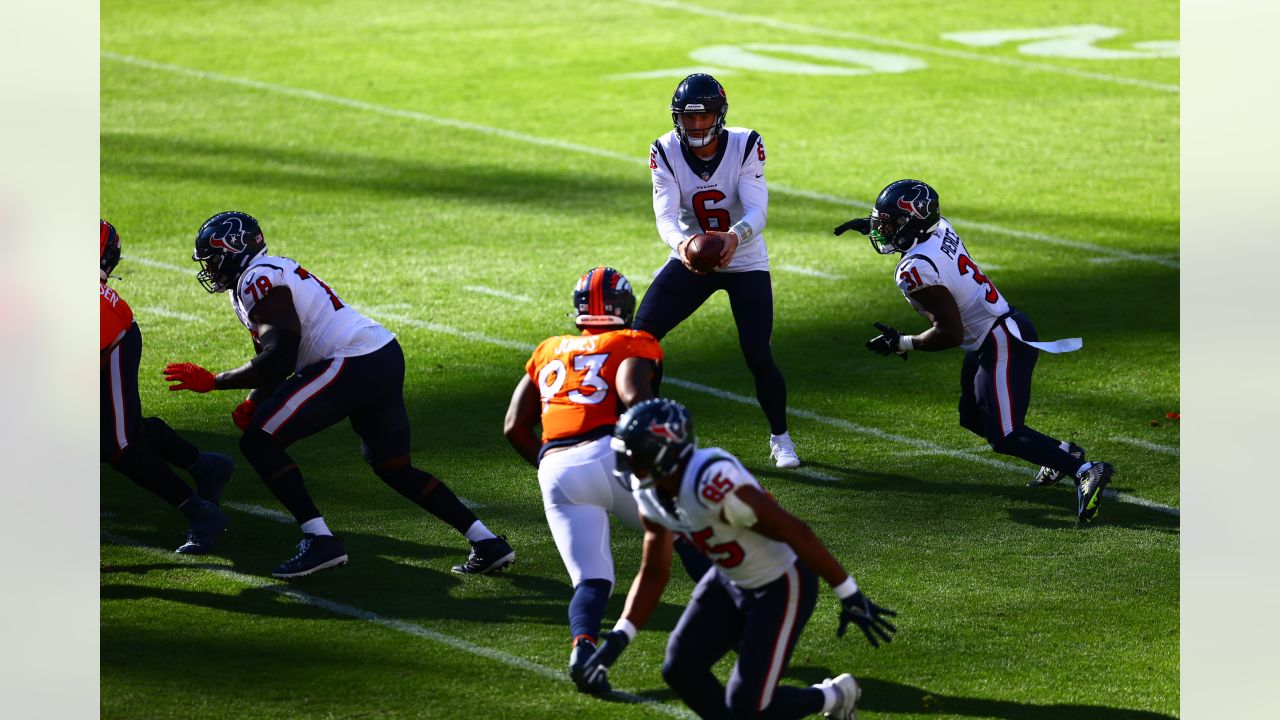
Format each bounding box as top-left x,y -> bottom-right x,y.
819,673 -> 861,720
769,432 -> 801,469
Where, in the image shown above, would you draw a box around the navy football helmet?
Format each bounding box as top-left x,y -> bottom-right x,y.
670,73 -> 728,149
574,266 -> 635,328
100,219 -> 121,279
869,180 -> 940,254
612,398 -> 696,487
193,211 -> 266,293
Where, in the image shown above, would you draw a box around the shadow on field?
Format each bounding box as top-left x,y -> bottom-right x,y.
786,667 -> 1177,719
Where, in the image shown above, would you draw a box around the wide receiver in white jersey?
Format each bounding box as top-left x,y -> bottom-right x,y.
580,399 -> 898,720
165,211 -> 514,578
835,180 -> 1116,524
635,73 -> 801,470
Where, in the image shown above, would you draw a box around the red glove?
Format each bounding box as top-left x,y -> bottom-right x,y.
232,398 -> 258,430
164,362 -> 216,393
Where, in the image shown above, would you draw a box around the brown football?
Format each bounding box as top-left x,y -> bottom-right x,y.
686,233 -> 724,273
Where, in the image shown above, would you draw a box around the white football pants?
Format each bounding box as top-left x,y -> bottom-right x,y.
537,435 -> 643,587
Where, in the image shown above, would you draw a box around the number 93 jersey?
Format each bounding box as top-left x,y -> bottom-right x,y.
894,218 -> 1011,351
525,329 -> 662,443
232,254 -> 394,371
634,448 -> 797,589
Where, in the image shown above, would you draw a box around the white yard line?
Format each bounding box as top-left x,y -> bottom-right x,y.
138,306 -> 201,322
793,468 -> 840,483
126,255 -> 188,273
625,0 -> 1179,94
463,285 -> 534,304
775,264 -> 844,281
100,531 -> 695,719
103,52 -> 1177,270
1112,436 -> 1180,456
223,501 -> 294,524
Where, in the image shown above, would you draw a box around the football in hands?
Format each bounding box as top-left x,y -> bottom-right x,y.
685,234 -> 724,273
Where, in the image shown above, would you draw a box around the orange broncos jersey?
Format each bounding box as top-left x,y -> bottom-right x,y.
100,282 -> 134,352
525,328 -> 662,442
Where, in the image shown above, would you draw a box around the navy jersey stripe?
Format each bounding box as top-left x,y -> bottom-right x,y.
899,254 -> 939,276
741,131 -> 760,165
653,141 -> 674,175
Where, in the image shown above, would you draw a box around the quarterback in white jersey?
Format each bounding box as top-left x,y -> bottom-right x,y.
836,180 -> 1115,524
636,73 -> 801,470
580,399 -> 898,720
166,211 -> 513,579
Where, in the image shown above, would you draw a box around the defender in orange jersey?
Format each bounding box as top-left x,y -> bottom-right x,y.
99,220 -> 233,555
504,266 -> 710,695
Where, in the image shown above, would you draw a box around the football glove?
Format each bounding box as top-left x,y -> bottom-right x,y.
232,398 -> 258,430
164,362 -> 216,393
838,590 -> 898,648
580,629 -> 629,693
834,217 -> 872,236
865,322 -> 909,361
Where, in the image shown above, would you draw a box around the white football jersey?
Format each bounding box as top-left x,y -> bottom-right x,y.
632,447 -> 796,589
894,218 -> 1011,351
651,127 -> 769,272
232,254 -> 394,371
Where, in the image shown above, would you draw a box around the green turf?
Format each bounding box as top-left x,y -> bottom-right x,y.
102,1 -> 1179,718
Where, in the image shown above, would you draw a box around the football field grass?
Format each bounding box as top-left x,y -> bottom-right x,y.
101,1 -> 1179,718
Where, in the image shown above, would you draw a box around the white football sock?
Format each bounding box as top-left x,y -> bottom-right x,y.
819,683 -> 839,713
300,517 -> 333,537
465,520 -> 497,543
1058,440 -> 1071,452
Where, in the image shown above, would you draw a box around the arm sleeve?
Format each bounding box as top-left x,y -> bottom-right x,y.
651,143 -> 687,252
733,135 -> 768,245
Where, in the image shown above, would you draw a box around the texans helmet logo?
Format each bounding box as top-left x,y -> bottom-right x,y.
895,184 -> 932,220
209,216 -> 248,253
648,418 -> 686,443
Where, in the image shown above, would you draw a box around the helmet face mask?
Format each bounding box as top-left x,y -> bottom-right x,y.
100,219 -> 121,279
193,211 -> 265,293
613,399 -> 696,489
573,266 -> 636,329
670,74 -> 728,149
869,180 -> 940,255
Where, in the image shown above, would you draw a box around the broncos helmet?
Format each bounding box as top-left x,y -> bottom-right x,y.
611,398 -> 696,487
193,211 -> 266,293
670,73 -> 728,149
869,179 -> 941,254
573,266 -> 636,328
100,219 -> 121,279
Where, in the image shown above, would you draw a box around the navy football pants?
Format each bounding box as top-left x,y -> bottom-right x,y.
634,260 -> 789,435
662,563 -> 824,720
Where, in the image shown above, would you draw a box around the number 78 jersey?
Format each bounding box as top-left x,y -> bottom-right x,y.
525,329 -> 663,443
895,218 -> 1010,351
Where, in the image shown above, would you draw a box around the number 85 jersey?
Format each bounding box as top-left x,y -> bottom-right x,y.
233,254 -> 393,371
525,329 -> 662,443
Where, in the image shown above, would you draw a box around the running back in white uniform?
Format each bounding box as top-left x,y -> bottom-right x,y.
650,127 -> 769,272
633,447 -> 796,589
893,218 -> 1010,351
232,254 -> 393,370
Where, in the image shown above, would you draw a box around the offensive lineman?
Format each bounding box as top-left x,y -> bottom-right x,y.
164,211 -> 515,577
835,180 -> 1115,523
100,219 -> 233,554
637,73 -> 801,469
582,399 -> 898,720
504,266 -> 710,692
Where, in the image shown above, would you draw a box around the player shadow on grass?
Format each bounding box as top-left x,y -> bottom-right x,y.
750,461 -> 1179,533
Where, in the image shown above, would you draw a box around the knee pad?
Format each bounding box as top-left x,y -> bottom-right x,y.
239,428 -> 293,479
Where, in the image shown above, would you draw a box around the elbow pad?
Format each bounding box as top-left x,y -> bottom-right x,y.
249,326 -> 300,382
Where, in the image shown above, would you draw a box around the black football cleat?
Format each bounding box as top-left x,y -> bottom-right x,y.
451,535 -> 515,575
1028,442 -> 1085,487
1076,462 -> 1115,524
189,451 -> 234,505
272,534 -> 349,578
569,638 -> 609,695
175,499 -> 227,555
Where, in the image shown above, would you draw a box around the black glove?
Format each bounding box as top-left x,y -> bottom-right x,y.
581,629 -> 629,693
838,590 -> 898,648
834,217 -> 872,236
865,322 -> 909,361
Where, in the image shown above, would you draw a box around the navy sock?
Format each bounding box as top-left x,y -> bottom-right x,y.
142,417 -> 199,469
992,426 -> 1085,476
569,579 -> 612,643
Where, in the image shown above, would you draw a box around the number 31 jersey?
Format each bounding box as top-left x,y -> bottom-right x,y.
894,218 -> 1011,351
633,448 -> 796,589
232,254 -> 394,371
525,329 -> 662,443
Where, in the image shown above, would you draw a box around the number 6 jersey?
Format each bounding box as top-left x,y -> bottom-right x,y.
894,218 -> 1011,351
233,254 -> 394,371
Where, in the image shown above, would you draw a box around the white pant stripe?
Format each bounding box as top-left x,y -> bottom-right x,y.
759,564 -> 800,710
109,345 -> 129,451
992,325 -> 1014,437
262,358 -> 345,434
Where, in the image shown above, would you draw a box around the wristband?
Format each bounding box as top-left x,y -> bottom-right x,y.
729,220 -> 755,245
898,334 -> 914,353
833,577 -> 859,600
613,618 -> 638,642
